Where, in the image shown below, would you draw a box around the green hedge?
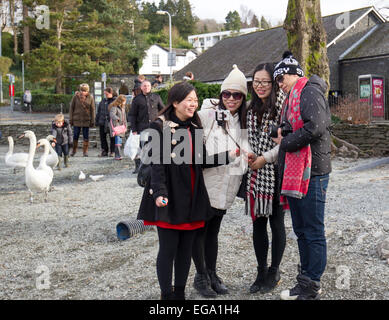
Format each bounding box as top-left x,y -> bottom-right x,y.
15,91 -> 73,113
155,81 -> 222,107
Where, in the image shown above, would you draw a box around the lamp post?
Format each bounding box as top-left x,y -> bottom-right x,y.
21,53 -> 25,94
0,26 -> 3,103
156,10 -> 173,82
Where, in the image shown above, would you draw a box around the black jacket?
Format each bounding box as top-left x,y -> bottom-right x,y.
127,93 -> 165,133
278,75 -> 332,181
137,112 -> 230,225
95,97 -> 115,127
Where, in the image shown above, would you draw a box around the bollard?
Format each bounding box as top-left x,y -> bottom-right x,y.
116,220 -> 154,241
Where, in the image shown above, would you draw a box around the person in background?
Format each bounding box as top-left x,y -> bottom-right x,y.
137,81 -> 239,300
119,80 -> 130,95
192,64 -> 248,298
272,51 -> 332,300
23,89 -> 32,112
183,71 -> 194,81
96,87 -> 116,157
133,74 -> 146,90
69,83 -> 95,157
151,74 -> 163,88
51,113 -> 73,170
245,63 -> 287,295
127,80 -> 165,173
109,94 -> 127,160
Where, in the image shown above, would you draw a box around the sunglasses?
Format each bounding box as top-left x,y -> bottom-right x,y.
221,91 -> 243,100
276,75 -> 285,84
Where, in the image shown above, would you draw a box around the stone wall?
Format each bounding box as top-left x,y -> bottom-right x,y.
331,122 -> 389,156
0,123 -> 100,148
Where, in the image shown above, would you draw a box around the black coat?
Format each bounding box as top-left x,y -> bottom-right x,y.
278,75 -> 332,181
127,93 -> 165,133
95,97 -> 115,127
137,112 -> 230,225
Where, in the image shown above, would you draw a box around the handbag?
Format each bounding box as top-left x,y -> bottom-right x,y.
236,173 -> 248,199
110,119 -> 127,136
137,162 -> 151,187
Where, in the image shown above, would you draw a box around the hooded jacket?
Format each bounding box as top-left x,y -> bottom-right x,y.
278,75 -> 332,180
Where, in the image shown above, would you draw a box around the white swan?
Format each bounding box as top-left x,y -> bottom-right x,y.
37,138 -> 54,180
20,130 -> 53,203
45,135 -> 59,168
5,136 -> 28,173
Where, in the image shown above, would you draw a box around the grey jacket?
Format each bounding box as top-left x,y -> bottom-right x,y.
109,106 -> 127,138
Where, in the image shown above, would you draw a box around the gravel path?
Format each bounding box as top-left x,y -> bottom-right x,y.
1,144 -> 388,300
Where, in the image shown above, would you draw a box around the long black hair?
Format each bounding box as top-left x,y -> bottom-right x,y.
157,81 -> 202,127
247,63 -> 279,124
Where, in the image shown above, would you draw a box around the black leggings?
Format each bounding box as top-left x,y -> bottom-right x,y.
192,210 -> 225,274
253,202 -> 286,271
157,227 -> 197,295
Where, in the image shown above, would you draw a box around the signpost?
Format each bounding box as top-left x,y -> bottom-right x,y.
94,81 -> 102,104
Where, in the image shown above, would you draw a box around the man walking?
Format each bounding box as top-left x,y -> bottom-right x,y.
127,80 -> 165,173
272,51 -> 332,300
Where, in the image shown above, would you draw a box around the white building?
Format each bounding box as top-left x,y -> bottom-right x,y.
188,27 -> 259,53
139,44 -> 198,76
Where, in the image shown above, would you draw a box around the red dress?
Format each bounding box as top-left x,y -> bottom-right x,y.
143,127 -> 205,230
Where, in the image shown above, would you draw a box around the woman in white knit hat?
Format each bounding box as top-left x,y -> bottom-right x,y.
193,64 -> 249,297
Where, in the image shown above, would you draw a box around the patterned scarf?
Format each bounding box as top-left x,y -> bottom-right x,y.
246,91 -> 285,218
281,77 -> 312,199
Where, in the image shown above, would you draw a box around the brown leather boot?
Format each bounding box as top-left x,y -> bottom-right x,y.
71,140 -> 78,157
82,140 -> 89,157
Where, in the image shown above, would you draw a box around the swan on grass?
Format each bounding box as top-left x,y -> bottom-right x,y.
45,135 -> 59,168
5,136 -> 28,173
19,130 -> 53,203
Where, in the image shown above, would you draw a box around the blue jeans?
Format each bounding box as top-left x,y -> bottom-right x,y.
286,174 -> 329,282
73,126 -> 89,141
55,144 -> 69,157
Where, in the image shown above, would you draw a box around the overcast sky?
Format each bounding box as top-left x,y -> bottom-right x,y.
144,0 -> 387,25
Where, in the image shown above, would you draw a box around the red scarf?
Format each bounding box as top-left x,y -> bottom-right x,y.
281,77 -> 312,200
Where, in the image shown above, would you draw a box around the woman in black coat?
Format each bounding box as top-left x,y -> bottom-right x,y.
95,87 -> 116,157
137,81 -> 238,300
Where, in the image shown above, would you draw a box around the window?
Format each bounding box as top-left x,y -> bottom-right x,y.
152,54 -> 160,67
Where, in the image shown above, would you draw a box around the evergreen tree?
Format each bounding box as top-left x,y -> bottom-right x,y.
260,16 -> 271,29
225,11 -> 241,32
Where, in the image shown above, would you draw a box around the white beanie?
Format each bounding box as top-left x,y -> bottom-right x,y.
221,64 -> 248,97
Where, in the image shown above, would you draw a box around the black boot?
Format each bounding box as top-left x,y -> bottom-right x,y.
280,273 -> 322,300
261,267 -> 281,293
296,274 -> 321,300
132,158 -> 141,173
250,266 -> 268,294
193,273 -> 217,298
173,286 -> 185,300
160,288 -> 174,300
208,269 -> 229,295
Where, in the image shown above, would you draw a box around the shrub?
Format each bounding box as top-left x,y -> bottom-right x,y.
155,80 -> 222,107
15,90 -> 73,113
331,95 -> 371,124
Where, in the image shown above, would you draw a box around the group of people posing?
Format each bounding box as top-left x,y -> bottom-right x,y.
135,51 -> 332,301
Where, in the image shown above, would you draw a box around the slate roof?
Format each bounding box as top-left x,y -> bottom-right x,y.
173,7 -> 379,84
343,22 -> 389,59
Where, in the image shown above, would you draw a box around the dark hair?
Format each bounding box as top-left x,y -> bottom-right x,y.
212,93 -> 247,129
158,81 -> 202,127
247,63 -> 279,125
